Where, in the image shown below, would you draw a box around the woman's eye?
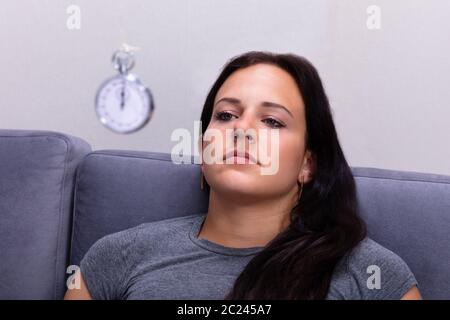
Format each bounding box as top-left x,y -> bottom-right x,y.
263,118 -> 284,128
214,111 -> 236,121
214,112 -> 284,128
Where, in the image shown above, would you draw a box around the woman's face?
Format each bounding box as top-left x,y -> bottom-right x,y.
201,63 -> 311,200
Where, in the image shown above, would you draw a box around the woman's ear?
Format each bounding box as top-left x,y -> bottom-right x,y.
298,150 -> 315,184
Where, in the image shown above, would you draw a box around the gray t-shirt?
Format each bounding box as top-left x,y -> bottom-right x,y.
80,213 -> 418,300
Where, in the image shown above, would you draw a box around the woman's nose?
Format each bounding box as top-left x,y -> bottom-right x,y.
233,129 -> 256,143
232,124 -> 257,145
228,112 -> 258,145
231,112 -> 256,132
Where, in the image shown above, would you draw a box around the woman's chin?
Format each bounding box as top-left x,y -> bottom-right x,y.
215,184 -> 261,198
220,168 -> 260,179
210,172 -> 262,192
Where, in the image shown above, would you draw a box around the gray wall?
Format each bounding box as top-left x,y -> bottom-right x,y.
0,0 -> 449,175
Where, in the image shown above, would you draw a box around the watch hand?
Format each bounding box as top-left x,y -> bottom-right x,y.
120,85 -> 125,110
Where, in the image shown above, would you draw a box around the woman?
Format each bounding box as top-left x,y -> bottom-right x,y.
65,51 -> 421,300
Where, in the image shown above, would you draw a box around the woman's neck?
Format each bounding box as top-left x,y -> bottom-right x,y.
197,188 -> 297,248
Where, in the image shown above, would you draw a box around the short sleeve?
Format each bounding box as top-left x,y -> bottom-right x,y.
79,229 -> 139,300
346,238 -> 419,300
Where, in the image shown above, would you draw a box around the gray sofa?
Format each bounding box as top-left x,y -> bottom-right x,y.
0,129 -> 449,299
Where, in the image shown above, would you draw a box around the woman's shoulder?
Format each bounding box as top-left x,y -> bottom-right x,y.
79,213 -> 204,299
97,213 -> 203,246
348,237 -> 408,268
84,214 -> 203,260
327,237 -> 418,300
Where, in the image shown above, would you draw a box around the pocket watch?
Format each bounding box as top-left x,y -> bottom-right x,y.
95,49 -> 154,134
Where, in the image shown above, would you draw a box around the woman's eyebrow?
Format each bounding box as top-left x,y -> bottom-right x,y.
214,97 -> 294,118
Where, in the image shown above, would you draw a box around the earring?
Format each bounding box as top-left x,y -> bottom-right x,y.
298,175 -> 304,200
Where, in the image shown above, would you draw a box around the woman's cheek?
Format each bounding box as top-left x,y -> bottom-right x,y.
275,138 -> 303,177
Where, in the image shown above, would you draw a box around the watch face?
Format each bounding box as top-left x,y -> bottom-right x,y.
95,73 -> 154,134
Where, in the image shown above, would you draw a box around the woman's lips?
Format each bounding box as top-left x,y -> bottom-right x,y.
223,150 -> 258,165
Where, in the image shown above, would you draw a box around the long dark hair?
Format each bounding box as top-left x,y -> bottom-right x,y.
200,51 -> 367,299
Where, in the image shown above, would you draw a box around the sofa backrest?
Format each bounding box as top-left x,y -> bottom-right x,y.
352,167 -> 450,299
70,150 -> 450,299
0,130 -> 91,299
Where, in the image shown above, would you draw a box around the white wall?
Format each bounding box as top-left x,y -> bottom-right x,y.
0,0 -> 449,175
